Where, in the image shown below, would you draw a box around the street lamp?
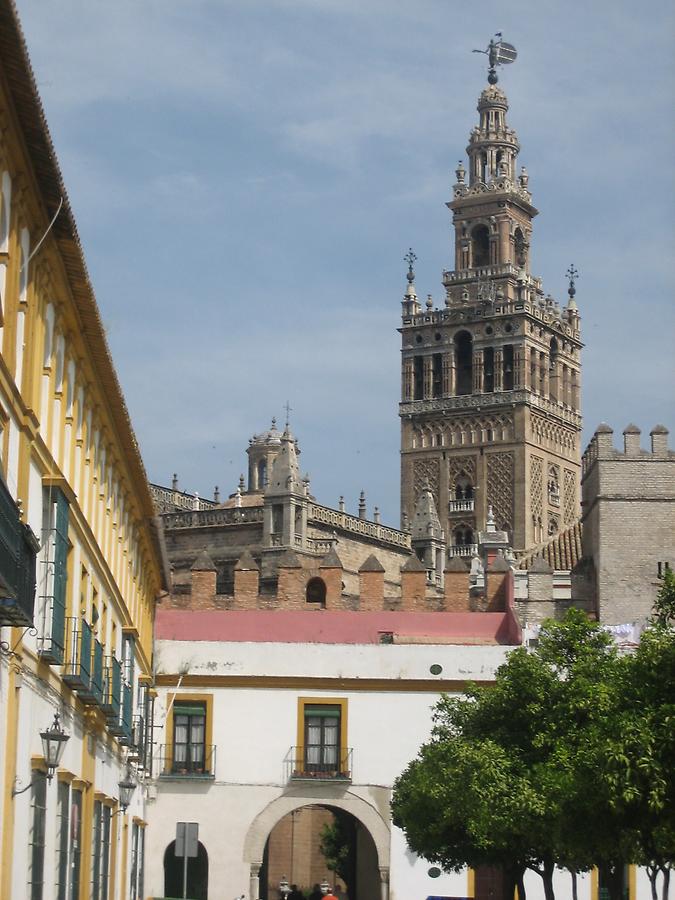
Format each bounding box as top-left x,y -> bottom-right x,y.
12,711 -> 70,796
279,875 -> 290,899
117,767 -> 136,813
40,712 -> 70,781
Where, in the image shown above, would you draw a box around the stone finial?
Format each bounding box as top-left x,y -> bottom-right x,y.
191,549 -> 216,572
401,511 -> 409,531
358,490 -> 366,520
486,505 -> 497,532
650,424 -> 669,455
235,484 -> 242,508
192,492 -> 200,511
622,424 -> 641,456
171,473 -> 179,490
455,160 -> 466,184
426,294 -> 434,310
519,166 -> 528,188
594,423 -> 614,454
338,496 -> 345,512
213,485 -> 220,503
373,506 -> 381,524
239,473 -> 245,491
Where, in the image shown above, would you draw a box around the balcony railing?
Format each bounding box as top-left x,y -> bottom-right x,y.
0,477 -> 38,628
448,544 -> 478,558
285,746 -> 353,783
107,679 -> 133,744
448,499 -> 475,513
156,744 -> 216,778
101,656 -> 122,721
127,714 -> 145,762
63,617 -> 92,693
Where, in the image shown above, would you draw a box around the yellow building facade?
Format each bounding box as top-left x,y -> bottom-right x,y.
0,3 -> 169,898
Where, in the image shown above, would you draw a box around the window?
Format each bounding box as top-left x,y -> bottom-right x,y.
38,487 -> 69,663
27,770 -> 47,900
130,823 -> 145,900
91,801 -> 111,900
55,781 -> 69,900
454,331 -> 473,395
173,702 -> 206,773
305,705 -> 340,773
471,224 -> 490,267
306,577 -> 326,606
296,698 -> 349,779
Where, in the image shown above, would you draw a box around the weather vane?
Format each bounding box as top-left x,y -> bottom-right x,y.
283,400 -> 293,429
566,264 -> 579,299
404,248 -> 417,284
472,33 -> 517,84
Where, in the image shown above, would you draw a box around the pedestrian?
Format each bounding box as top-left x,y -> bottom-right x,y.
288,886 -> 303,900
309,885 -> 323,900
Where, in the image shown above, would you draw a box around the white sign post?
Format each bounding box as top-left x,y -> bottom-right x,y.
175,821 -> 199,900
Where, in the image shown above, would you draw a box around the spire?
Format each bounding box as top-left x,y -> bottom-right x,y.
265,425 -> 303,496
411,481 -> 443,541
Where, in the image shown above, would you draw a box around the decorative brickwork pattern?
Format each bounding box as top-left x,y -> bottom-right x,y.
413,413 -> 513,449
413,458 -> 440,509
487,451 -> 514,530
448,454 -> 477,490
530,413 -> 577,454
563,468 -> 577,525
531,455 -> 544,520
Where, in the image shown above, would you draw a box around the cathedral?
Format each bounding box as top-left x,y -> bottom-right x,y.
1,4 -> 672,898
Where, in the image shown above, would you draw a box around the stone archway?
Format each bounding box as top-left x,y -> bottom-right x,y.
243,791 -> 390,900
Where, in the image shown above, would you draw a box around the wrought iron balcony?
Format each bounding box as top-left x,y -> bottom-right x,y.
127,714 -> 145,762
285,746 -> 352,783
0,477 -> 38,628
107,679 -> 133,744
156,744 -> 216,778
62,617 -> 92,693
101,656 -> 122,721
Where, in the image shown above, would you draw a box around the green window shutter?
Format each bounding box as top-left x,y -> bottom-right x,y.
305,705 -> 341,717
51,491 -> 69,657
174,703 -> 206,717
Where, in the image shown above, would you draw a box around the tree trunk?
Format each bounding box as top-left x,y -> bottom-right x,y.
661,866 -> 671,900
541,857 -> 556,900
600,862 -> 625,900
647,866 -> 659,900
570,870 -> 579,900
505,864 -> 527,900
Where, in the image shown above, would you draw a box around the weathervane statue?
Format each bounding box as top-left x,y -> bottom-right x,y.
473,33 -> 518,84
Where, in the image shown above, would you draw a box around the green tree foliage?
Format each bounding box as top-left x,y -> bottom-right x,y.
391,607 -> 675,900
319,812 -> 355,899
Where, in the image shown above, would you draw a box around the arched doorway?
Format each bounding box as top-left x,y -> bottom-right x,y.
259,805 -> 378,900
164,840 -> 209,900
243,793 -> 389,900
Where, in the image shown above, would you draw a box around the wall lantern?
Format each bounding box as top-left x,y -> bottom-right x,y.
40,712 -> 70,781
117,768 -> 137,812
12,711 -> 70,796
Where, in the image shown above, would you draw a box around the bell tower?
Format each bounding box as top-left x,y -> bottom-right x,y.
399,44 -> 583,555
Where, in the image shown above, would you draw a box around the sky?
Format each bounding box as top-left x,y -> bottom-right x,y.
16,0 -> 675,526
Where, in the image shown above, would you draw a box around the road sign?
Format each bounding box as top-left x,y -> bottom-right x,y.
175,822 -> 199,858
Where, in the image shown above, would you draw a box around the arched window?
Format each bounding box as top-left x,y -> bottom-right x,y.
306,577 -> 327,607
503,345 -> 514,391
471,225 -> 490,268
549,338 -> 559,402
454,331 -> 473,396
257,459 -> 267,489
483,346 -> 495,393
454,475 -> 473,500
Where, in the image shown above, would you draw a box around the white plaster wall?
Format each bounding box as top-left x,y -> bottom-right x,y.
389,823 -> 470,900
154,639 -> 511,683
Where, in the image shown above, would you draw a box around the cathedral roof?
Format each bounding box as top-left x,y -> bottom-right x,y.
517,520 -> 583,572
250,417 -> 282,446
